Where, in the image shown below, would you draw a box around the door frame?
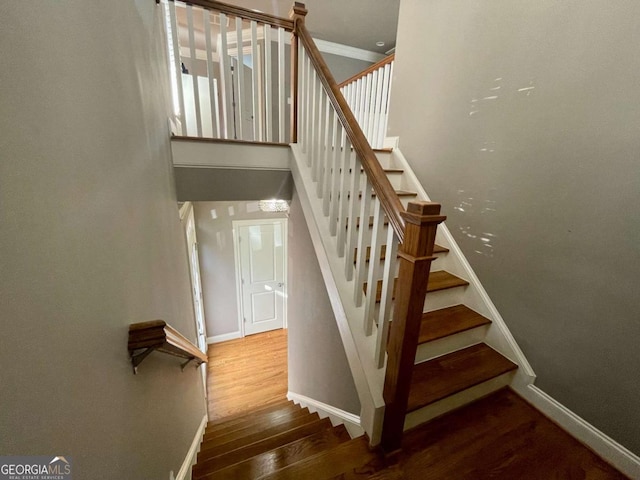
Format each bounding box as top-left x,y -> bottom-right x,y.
232,218 -> 288,337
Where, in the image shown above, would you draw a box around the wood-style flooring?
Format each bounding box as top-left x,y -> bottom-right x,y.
206,329 -> 288,422
199,330 -> 629,479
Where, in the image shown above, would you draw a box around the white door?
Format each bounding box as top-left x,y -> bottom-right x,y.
236,219 -> 287,336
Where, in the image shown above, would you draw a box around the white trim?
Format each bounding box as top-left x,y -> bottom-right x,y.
174,414 -> 207,480
206,331 -> 242,344
313,38 -> 385,63
287,391 -> 364,439
517,385 -> 640,479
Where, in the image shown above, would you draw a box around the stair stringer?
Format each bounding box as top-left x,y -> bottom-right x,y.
388,143 -> 536,390
290,143 -> 387,447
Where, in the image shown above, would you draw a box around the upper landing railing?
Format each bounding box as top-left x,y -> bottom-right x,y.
161,0 -> 294,142
338,54 -> 395,149
162,0 -> 443,453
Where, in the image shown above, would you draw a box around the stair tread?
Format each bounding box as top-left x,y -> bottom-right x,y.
366,271 -> 469,302
257,437 -> 379,480
199,425 -> 352,479
194,417 -> 333,476
205,402 -> 299,436
433,244 -> 449,254
206,400 -> 293,429
202,406 -> 309,445
198,412 -> 322,460
419,305 -> 492,344
407,343 -> 518,412
354,243 -> 448,264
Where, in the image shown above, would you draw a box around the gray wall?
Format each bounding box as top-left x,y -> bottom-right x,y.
322,52 -> 373,84
388,0 -> 640,455
193,201 -> 288,337
0,2 -> 206,478
287,191 -> 361,415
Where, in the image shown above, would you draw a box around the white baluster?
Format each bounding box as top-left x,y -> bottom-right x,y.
234,17 -> 245,139
327,111 -> 340,225
263,24 -> 272,141
219,13 -> 232,138
321,99 -> 334,212
204,11 -> 220,139
277,27 -> 286,142
363,198 -> 386,335
186,6 -> 202,137
371,69 -> 383,148
344,149 -> 361,280
353,178 -> 373,306
250,21 -> 261,141
298,47 -> 306,151
166,1 -> 186,135
336,132 -> 350,258
364,72 -> 377,145
375,229 -> 399,367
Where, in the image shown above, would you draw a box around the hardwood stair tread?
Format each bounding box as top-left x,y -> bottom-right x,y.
202,406 -> 310,444
257,437 -> 379,480
354,243 -> 448,264
366,271 -> 469,302
407,343 -> 518,412
419,305 -> 492,344
194,417 -> 333,476
205,402 -> 299,436
198,412 -> 322,460
205,399 -> 293,429
198,425 -> 352,479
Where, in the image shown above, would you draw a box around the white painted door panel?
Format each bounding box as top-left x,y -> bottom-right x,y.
238,221 -> 286,335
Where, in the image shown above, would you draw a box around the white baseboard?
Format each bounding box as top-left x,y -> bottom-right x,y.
517,384 -> 640,479
175,414 -> 207,480
206,331 -> 242,344
287,391 -> 365,439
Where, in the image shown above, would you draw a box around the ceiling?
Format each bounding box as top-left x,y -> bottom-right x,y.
221,0 -> 400,54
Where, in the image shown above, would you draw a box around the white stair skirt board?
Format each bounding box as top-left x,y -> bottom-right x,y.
516,384 -> 640,479
287,391 -> 365,439
403,371 -> 516,431
415,324 -> 490,364
291,143 -> 386,446
206,331 -> 242,344
175,414 -> 208,480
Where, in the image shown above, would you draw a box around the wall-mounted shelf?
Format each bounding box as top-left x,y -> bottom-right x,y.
128,320 -> 207,374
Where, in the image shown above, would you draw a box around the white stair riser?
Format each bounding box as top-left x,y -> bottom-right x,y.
415,326 -> 490,363
403,371 -> 516,431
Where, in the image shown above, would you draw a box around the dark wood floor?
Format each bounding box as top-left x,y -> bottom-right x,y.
206,329 -> 288,421
394,388 -> 628,479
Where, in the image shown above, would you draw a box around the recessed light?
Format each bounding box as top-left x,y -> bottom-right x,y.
376,41 -> 385,47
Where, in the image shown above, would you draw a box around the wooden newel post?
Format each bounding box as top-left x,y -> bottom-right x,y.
289,2 -> 307,143
381,201 -> 446,454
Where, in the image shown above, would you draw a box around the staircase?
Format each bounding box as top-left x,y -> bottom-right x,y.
192,400 -> 365,479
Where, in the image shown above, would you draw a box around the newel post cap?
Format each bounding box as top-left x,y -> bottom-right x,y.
401,201 -> 446,225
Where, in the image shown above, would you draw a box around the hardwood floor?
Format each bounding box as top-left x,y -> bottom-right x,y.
194,388 -> 629,479
206,329 -> 288,422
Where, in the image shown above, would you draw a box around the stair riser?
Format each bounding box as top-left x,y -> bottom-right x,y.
403,371 -> 516,431
415,326 -> 490,364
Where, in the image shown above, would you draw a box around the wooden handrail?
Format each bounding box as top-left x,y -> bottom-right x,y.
381,202 -> 445,453
177,0 -> 294,31
292,8 -> 406,242
338,54 -> 395,88
128,320 -> 207,374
